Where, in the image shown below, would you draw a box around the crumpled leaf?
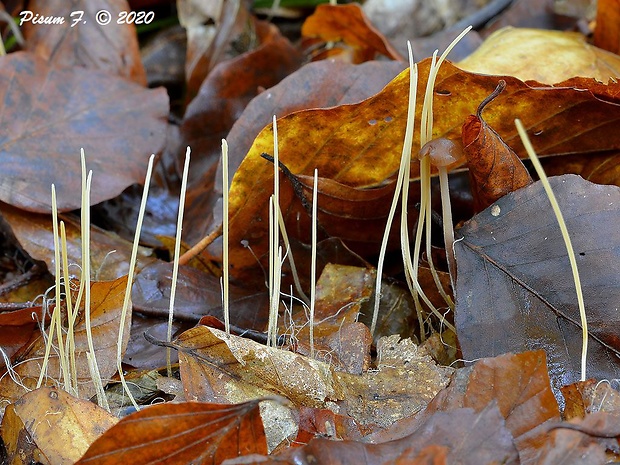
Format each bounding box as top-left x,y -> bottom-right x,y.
174,327 -> 451,429
1,387 -> 118,465
22,0 -> 146,85
76,399 -> 266,465
301,3 -> 403,63
0,306 -> 45,366
462,82 -> 533,211
0,52 -> 168,212
458,27 -> 620,84
454,175 -> 620,396
0,276 -> 131,404
223,59 -> 620,280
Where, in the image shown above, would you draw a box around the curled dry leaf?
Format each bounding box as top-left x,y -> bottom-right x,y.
455,175 -> 620,401
22,0 -> 146,85
1,387 -> 118,465
458,27 -> 620,84
462,81 -> 533,211
0,52 -> 168,212
0,276 -> 130,405
76,399 -> 266,465
174,327 -> 451,438
301,3 -> 403,63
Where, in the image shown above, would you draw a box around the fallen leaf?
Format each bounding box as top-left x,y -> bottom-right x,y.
22,0 -> 147,84
454,175 -> 620,398
223,59 -> 620,280
178,0 -> 249,100
0,202 -> 156,282
462,81 -> 533,211
0,306 -> 45,365
0,276 -> 131,405
184,59 -> 405,244
241,403 -> 518,465
593,0 -> 620,55
0,52 -> 168,212
562,378 -> 620,420
1,387 -> 118,465
370,351 -> 559,463
301,4 -> 403,63
181,18 -> 302,186
458,27 -> 620,83
76,399 -> 267,464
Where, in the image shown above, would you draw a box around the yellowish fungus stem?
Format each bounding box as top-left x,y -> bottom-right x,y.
60,221 -> 78,396
117,154 -> 155,410
167,147 -> 191,375
81,150 -> 109,411
515,119 -> 588,381
222,140 -> 231,337
309,169 -> 318,358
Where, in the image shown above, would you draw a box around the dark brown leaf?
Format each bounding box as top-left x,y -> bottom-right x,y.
241,403 -> 518,465
0,52 -> 168,212
455,175 -> 620,400
22,0 -> 146,84
368,351 -> 559,463
462,81 -> 533,211
76,400 -> 267,465
181,18 -> 302,188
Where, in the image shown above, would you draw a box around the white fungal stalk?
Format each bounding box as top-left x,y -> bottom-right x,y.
515,119 -> 588,381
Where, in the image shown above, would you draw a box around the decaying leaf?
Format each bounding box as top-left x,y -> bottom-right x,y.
181,18 -> 302,184
1,387 -> 118,465
0,52 -> 168,212
455,175 -> 620,396
173,325 -> 451,447
0,276 -> 131,405
76,400 -> 267,465
22,0 -> 146,84
458,26 -> 620,83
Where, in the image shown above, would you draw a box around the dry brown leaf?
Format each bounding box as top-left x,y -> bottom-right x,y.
0,276 -> 130,405
301,3 -> 403,63
22,0 -> 146,84
458,27 -> 620,83
76,400 -> 266,465
0,52 -> 168,212
0,202 -> 155,282
1,387 -> 118,465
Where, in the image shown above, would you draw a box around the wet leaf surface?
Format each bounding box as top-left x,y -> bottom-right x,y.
76,399 -> 267,465
455,175 -> 620,396
0,52 -> 168,212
